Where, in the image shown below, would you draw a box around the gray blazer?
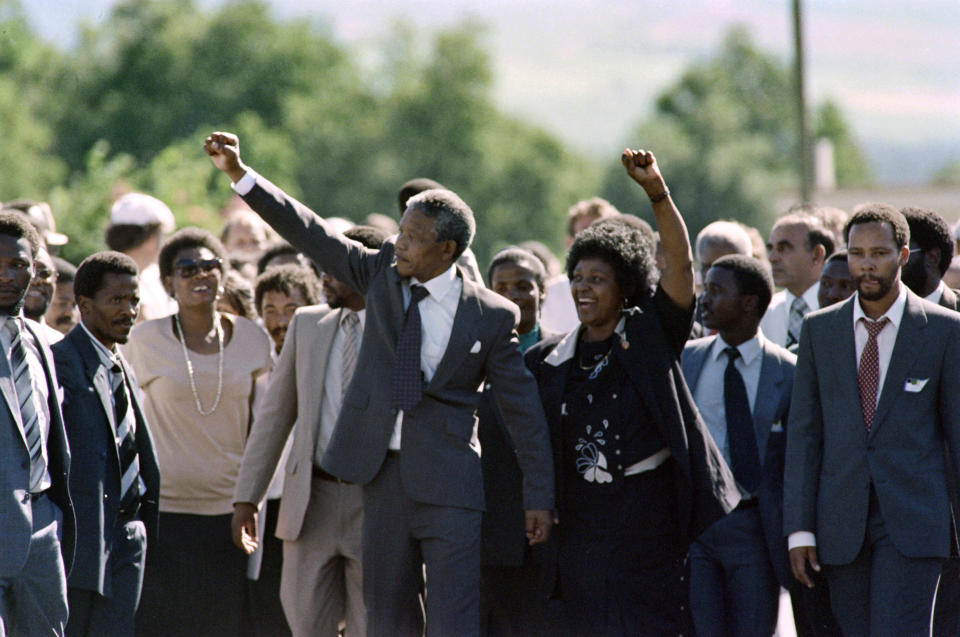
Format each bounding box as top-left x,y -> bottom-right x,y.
0,318 -> 75,577
241,176 -> 554,512
234,304 -> 341,540
682,334 -> 795,588
784,290 -> 960,565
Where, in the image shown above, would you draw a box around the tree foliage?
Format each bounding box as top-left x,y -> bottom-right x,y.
601,27 -> 871,240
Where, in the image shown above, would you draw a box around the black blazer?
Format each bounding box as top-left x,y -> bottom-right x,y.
479,327 -> 559,567
525,288 -> 740,549
53,325 -> 160,594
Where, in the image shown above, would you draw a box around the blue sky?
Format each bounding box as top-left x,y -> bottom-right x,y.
25,0 -> 960,183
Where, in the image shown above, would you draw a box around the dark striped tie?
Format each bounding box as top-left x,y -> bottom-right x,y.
6,317 -> 45,491
111,361 -> 142,513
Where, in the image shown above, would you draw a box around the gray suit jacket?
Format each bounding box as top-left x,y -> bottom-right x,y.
0,317 -> 75,577
784,290 -> 960,564
682,334 -> 795,588
234,304 -> 341,541
241,176 -> 554,512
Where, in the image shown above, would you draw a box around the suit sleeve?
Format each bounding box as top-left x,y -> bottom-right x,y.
486,311 -> 555,511
939,319 -> 960,508
233,313 -> 302,506
782,318 -> 822,536
240,174 -> 391,296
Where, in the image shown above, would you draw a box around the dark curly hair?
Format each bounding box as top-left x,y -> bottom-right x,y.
158,227 -> 229,280
566,216 -> 656,305
74,251 -> 139,300
843,204 -> 910,250
254,264 -> 320,316
0,211 -> 42,258
901,207 -> 953,275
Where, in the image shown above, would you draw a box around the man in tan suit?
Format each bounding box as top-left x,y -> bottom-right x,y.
232,226 -> 387,637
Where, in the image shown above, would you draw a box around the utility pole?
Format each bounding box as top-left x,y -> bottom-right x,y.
792,0 -> 813,203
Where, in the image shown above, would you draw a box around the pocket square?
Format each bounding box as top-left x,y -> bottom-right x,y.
770,421 -> 783,433
904,378 -> 928,393
469,340 -> 482,354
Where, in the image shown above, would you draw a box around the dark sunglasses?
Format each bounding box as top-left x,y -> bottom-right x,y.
174,257 -> 223,278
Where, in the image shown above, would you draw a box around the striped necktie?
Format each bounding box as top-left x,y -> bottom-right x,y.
111,361 -> 143,513
5,317 -> 46,491
341,312 -> 361,400
786,296 -> 809,348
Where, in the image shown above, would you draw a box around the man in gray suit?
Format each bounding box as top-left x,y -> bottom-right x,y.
785,204 -> 960,636
0,212 -> 75,636
204,132 -> 554,637
682,255 -> 794,636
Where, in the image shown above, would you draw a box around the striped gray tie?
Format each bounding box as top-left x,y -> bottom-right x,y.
786,296 -> 809,348
111,362 -> 144,512
341,312 -> 360,400
6,318 -> 45,491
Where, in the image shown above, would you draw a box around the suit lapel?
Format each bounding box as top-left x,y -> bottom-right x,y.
753,341 -> 785,456
305,308 -> 342,453
871,293 -> 926,436
831,297 -> 864,428
425,269 -> 478,393
0,340 -> 25,440
681,339 -> 711,393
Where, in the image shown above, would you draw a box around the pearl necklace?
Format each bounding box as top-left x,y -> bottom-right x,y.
174,313 -> 224,416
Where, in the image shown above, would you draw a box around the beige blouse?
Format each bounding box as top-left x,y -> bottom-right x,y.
125,314 -> 271,515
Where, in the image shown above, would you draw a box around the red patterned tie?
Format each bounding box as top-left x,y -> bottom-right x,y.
857,317 -> 889,432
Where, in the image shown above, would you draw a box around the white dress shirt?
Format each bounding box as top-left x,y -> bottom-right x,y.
788,283 -> 908,550
924,280 -> 948,304
759,282 -> 820,348
2,315 -> 52,491
389,266 -> 461,450
315,309 -> 367,464
692,332 -> 764,483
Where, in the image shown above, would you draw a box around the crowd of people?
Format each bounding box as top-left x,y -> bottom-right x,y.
1,130 -> 959,637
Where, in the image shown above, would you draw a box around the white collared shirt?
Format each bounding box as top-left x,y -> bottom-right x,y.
852,283 -> 908,407
389,265 -> 462,450
2,315 -> 52,491
924,280 -> 947,304
80,320 -> 122,370
315,308 -> 367,464
759,282 -> 820,348
692,332 -> 765,475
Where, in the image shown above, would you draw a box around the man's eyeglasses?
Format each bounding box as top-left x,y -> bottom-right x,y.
174,257 -> 223,278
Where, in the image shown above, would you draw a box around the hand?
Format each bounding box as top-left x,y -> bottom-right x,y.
525,509 -> 553,545
231,502 -> 259,555
789,545 -> 821,588
203,131 -> 247,183
621,148 -> 667,198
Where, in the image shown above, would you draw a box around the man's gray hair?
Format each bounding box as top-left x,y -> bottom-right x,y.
406,188 -> 476,260
695,220 -> 752,263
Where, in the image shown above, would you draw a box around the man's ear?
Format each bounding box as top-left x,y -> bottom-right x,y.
811,243 -> 826,266
442,240 -> 458,264
741,294 -> 760,317
926,247 -> 941,271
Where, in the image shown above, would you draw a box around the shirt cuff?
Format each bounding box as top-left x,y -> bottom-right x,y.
231,169 -> 258,196
788,531 -> 817,550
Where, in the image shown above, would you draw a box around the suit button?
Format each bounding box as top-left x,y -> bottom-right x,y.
22,493 -> 30,504
104,494 -> 109,500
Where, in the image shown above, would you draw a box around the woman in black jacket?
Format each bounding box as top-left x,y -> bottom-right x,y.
525,149 -> 739,636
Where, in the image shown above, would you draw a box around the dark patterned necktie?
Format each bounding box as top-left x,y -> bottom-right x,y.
111,362 -> 142,512
857,317 -> 889,433
392,285 -> 429,412
724,347 -> 761,493
786,296 -> 809,348
341,312 -> 360,400
5,317 -> 45,491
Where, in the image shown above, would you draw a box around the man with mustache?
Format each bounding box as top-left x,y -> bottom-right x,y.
235,226 -> 387,636
784,204 -> 960,636
255,265 -> 321,356
52,251 -> 160,636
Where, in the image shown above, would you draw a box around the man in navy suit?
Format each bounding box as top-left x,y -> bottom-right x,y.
682,255 -> 795,636
785,204 -> 960,636
53,251 -> 160,636
0,212 -> 75,636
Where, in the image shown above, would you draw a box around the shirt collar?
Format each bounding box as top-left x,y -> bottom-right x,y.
79,320 -> 121,369
786,282 -> 820,311
711,331 -> 763,367
924,280 -> 947,304
852,283 -> 908,330
412,264 -> 458,302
